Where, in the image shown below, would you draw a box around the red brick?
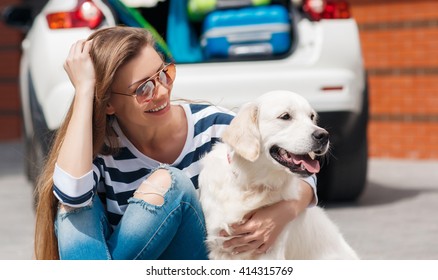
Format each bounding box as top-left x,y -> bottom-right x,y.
369,121 -> 438,159
369,75 -> 438,115
350,0 -> 438,24
0,49 -> 20,77
0,83 -> 20,110
360,28 -> 438,69
0,115 -> 21,140
0,25 -> 23,46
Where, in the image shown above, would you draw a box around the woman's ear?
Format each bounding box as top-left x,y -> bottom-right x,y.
106,102 -> 115,115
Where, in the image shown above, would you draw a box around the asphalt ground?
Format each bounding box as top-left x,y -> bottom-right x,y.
0,139 -> 437,260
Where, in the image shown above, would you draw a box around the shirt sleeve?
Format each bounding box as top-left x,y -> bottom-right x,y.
52,163 -> 95,207
300,174 -> 318,207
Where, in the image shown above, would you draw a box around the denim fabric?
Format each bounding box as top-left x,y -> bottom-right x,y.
55,166 -> 208,260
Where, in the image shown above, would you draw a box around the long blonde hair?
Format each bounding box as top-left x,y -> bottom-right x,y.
34,26 -> 156,260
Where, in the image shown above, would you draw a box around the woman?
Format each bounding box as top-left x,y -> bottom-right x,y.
34,26 -> 317,260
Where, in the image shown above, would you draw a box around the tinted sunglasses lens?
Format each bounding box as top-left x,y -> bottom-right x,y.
135,80 -> 155,103
161,64 -> 176,86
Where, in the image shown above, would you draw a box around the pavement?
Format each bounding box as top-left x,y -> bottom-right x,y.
0,140 -> 35,260
0,139 -> 437,260
327,159 -> 438,259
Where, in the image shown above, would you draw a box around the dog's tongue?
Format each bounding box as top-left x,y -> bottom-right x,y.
292,155 -> 320,173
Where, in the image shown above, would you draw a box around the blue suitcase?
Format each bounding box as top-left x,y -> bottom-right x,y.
201,5 -> 291,59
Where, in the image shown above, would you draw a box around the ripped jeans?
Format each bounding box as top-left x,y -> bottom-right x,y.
54,166 -> 209,260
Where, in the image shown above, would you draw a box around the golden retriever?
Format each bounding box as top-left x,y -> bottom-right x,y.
199,90 -> 358,260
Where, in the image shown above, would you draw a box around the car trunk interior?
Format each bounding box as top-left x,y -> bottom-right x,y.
107,0 -> 298,64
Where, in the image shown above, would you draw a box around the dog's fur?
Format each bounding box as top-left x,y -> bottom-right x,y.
198,90 -> 358,260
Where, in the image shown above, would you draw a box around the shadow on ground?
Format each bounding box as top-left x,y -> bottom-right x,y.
323,180 -> 437,209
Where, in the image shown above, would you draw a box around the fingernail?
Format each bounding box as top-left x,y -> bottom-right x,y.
232,251 -> 239,255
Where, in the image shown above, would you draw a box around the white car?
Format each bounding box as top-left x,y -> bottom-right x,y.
2,0 -> 368,202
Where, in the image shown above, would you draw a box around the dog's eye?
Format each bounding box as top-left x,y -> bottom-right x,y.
279,113 -> 292,120
310,113 -> 316,121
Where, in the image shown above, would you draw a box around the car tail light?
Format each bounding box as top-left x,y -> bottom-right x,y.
46,0 -> 103,29
303,0 -> 351,21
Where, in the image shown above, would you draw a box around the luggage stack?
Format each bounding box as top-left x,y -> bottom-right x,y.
187,0 -> 292,60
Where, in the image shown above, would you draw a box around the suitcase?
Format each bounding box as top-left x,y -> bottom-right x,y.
188,0 -> 272,21
201,5 -> 291,59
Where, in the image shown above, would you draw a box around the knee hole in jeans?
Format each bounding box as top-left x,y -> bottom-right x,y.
134,168 -> 172,206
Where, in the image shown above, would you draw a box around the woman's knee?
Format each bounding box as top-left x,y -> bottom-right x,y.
134,168 -> 172,205
133,166 -> 196,206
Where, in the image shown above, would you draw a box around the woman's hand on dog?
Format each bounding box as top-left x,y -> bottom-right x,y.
221,200 -> 296,255
220,181 -> 314,255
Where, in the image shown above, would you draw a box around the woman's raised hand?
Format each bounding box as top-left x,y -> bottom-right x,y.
63,39 -> 96,99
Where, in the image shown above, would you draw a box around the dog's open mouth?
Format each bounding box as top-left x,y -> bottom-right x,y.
269,145 -> 320,176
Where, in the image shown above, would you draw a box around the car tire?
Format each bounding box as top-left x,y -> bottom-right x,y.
317,81 -> 369,203
317,135 -> 368,203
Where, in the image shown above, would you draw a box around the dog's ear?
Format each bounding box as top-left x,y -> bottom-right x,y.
222,102 -> 260,162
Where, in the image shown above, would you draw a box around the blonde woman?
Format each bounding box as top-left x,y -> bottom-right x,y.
34,26 -> 317,260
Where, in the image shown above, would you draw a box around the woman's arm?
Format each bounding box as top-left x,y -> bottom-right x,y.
57,40 -> 95,177
221,179 -> 314,255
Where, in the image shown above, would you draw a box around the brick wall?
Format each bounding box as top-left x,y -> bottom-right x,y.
0,0 -> 22,140
350,0 -> 438,159
0,0 -> 437,159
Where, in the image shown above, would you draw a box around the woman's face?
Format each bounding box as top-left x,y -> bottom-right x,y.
107,45 -> 174,125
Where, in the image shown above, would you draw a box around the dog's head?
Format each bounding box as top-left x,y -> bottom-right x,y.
222,90 -> 329,177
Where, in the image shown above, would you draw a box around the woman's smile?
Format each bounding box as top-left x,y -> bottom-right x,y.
145,101 -> 170,114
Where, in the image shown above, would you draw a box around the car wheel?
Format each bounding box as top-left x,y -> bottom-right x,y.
317,135 -> 368,203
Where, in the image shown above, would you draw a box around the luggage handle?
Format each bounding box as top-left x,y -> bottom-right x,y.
229,43 -> 273,56
227,32 -> 272,43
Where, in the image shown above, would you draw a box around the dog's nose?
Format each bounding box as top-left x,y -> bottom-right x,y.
312,129 -> 329,145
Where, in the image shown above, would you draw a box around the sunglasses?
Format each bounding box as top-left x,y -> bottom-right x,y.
111,63 -> 176,104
